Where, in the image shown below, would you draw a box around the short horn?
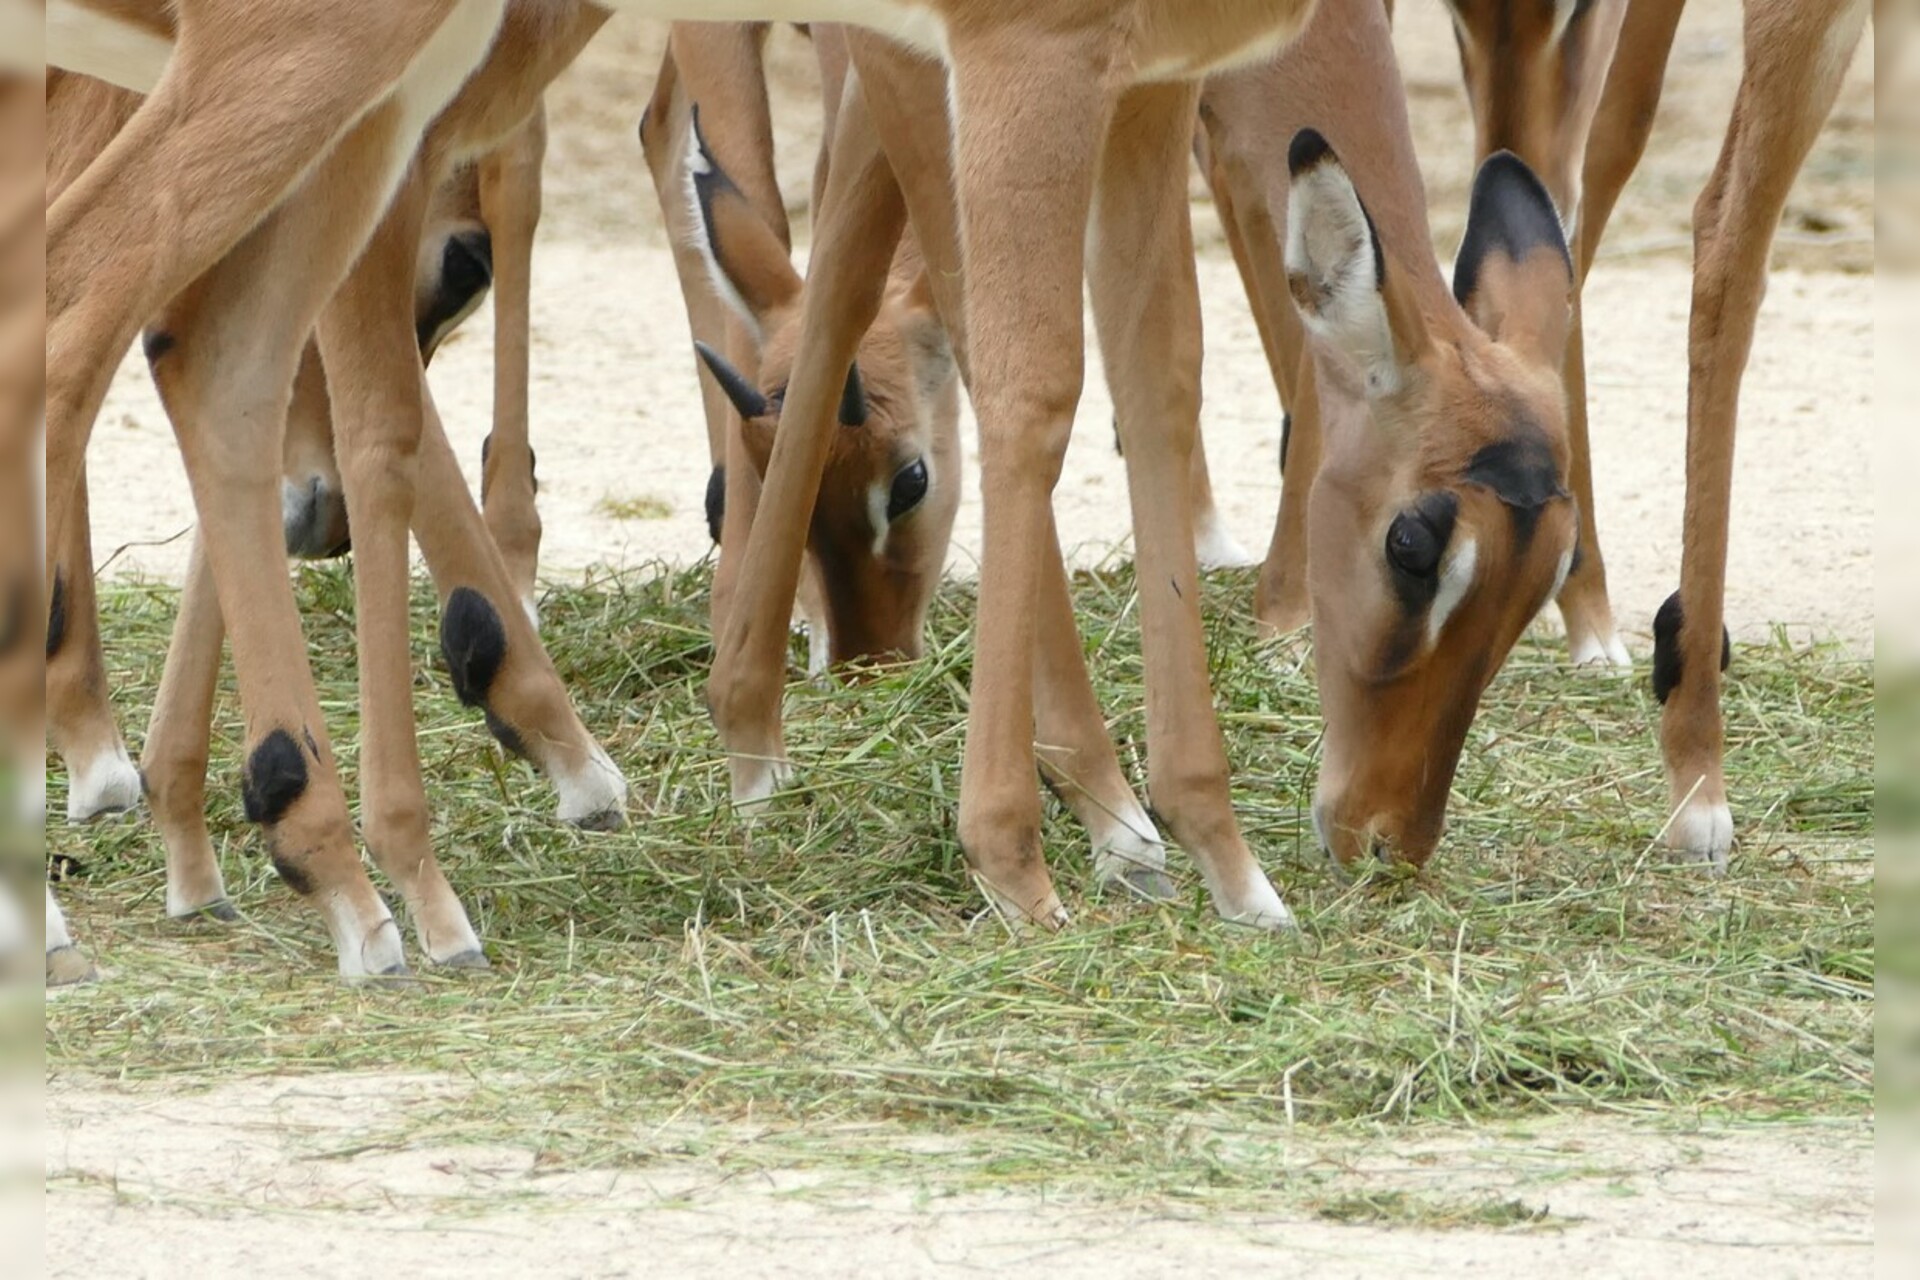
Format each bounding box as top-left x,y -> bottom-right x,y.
694,341 -> 768,420
839,361 -> 868,427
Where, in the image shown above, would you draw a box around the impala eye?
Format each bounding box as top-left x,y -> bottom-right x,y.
887,459 -> 929,520
1386,510 -> 1443,578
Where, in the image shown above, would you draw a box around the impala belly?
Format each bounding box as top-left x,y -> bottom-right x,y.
599,0 -> 947,58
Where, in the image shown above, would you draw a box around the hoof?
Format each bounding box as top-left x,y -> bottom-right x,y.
1568,628 -> 1632,670
1214,869 -> 1298,932
174,899 -> 240,925
1194,512 -> 1258,572
1102,865 -> 1178,904
1667,798 -> 1732,875
554,743 -> 628,829
730,756 -> 795,815
65,750 -> 144,824
435,948 -> 491,971
46,946 -> 98,987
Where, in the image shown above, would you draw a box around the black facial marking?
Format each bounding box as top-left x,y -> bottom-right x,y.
417,229 -> 493,358
694,341 -> 769,421
1651,591 -> 1732,705
141,329 -> 176,365
45,570 -> 67,660
839,362 -> 869,428
1462,431 -> 1565,549
1385,491 -> 1460,612
1279,411 -> 1293,475
1452,152 -> 1571,309
270,851 -> 315,897
440,586 -> 507,708
242,729 -> 309,826
705,464 -> 727,543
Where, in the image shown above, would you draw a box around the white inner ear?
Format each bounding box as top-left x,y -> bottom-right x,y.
681,122 -> 764,345
1427,536 -> 1479,647
1285,164 -> 1403,398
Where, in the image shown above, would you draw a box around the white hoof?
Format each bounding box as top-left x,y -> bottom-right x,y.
1213,865 -> 1297,932
323,900 -> 409,981
730,755 -> 795,815
65,746 -> 143,824
554,741 -> 627,830
1193,510 -> 1258,572
1667,798 -> 1733,874
1091,806 -> 1175,902
1568,629 -> 1632,670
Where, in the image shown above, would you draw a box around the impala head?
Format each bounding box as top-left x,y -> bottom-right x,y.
1286,133 -> 1578,870
686,109 -> 960,665
1442,0 -> 1629,227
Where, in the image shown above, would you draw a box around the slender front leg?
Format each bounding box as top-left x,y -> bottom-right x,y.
477,106 -> 548,620
315,165 -> 486,967
1552,0 -> 1687,666
851,32 -> 1171,909
138,537 -> 236,920
1089,82 -> 1292,929
941,29 -> 1120,926
707,74 -> 905,806
45,466 -> 143,823
1659,0 -> 1868,868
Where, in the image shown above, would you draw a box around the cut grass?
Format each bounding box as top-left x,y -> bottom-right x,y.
44,560 -> 1873,1203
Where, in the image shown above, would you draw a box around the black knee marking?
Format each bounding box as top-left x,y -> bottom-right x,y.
1651,591 -> 1732,705
705,465 -> 726,544
484,710 -> 528,760
270,851 -> 316,897
45,570 -> 66,659
1279,411 -> 1292,476
242,729 -> 310,826
141,329 -> 176,365
441,587 -> 508,707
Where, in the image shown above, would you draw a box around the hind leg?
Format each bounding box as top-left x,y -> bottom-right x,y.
45,468 -> 143,824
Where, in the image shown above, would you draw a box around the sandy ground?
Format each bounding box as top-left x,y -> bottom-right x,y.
41,1073 -> 1873,1279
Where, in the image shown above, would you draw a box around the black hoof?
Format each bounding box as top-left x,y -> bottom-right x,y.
1102,866 -> 1178,904
569,806 -> 625,834
436,948 -> 491,971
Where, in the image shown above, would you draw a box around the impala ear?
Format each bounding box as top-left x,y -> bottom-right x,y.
686,104 -> 802,336
1452,152 -> 1574,368
838,363 -> 868,427
897,270 -> 957,409
694,341 -> 768,421
1284,130 -> 1429,398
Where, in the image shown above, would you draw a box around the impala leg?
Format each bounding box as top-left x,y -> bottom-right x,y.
315,169 -> 488,967
1090,83 -> 1292,929
45,882 -> 96,986
280,342 -> 353,559
1256,306 -> 1321,638
43,0 -> 498,581
707,77 -> 905,807
477,107 -> 547,622
137,537 -> 236,920
851,34 -> 1171,908
1660,0 -> 1867,869
45,468 -> 143,824
145,125 -> 427,979
936,33 -> 1122,927
1553,0 -> 1688,667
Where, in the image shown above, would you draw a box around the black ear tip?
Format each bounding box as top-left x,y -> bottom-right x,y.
1470,150 -> 1570,261
1288,128 -> 1335,178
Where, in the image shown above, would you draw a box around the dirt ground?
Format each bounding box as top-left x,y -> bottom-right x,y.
56,2 -> 1878,1275
80,2 -> 1875,650
41,1073 -> 1874,1279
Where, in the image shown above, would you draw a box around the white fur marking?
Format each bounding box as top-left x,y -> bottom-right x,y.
1669,798 -> 1734,873
47,1 -> 172,92
1426,537 -> 1479,647
1089,799 -> 1168,885
66,743 -> 144,823
1194,504 -> 1257,570
682,118 -> 766,343
1286,162 -> 1401,398
45,884 -> 75,953
867,482 -> 892,560
554,741 -> 628,827
1549,547 -> 1575,602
